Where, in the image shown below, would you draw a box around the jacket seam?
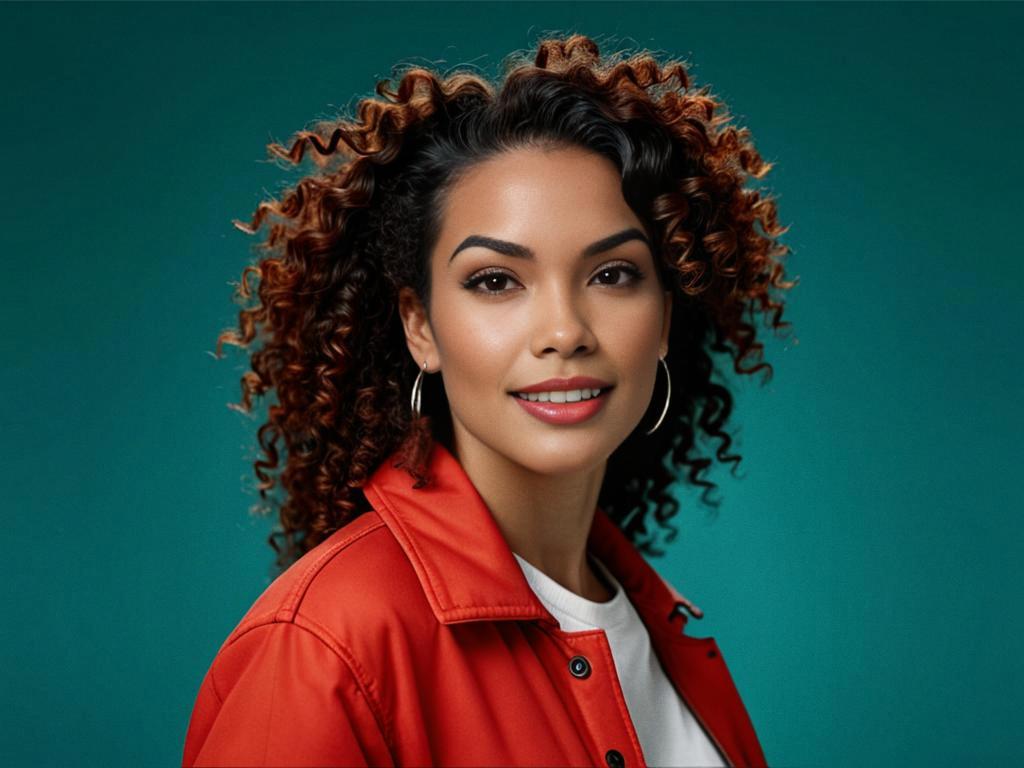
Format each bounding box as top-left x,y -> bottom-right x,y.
278,517 -> 387,621
260,624 -> 282,762
208,664 -> 224,706
292,612 -> 395,755
218,519 -> 387,649
219,616 -> 396,761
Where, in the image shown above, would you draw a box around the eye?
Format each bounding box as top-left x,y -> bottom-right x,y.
460,261 -> 645,296
591,262 -> 644,287
461,269 -> 521,295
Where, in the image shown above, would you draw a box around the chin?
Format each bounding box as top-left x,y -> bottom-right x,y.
506,437 -> 610,476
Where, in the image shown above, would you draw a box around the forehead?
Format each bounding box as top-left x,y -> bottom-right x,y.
438,146 -> 635,234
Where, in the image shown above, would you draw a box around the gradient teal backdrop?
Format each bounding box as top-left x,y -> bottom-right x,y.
3,2 -> 1021,766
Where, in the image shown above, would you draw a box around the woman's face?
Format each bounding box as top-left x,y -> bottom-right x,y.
400,144 -> 672,477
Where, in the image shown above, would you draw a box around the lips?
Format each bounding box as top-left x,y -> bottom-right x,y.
510,375 -> 613,394
509,386 -> 612,425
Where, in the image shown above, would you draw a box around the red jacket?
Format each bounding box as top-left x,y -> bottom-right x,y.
182,441 -> 767,767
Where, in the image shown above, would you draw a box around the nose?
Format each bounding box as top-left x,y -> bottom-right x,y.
531,284 -> 597,358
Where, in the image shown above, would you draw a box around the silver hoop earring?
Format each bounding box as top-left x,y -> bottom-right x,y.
644,356 -> 671,436
410,360 -> 429,419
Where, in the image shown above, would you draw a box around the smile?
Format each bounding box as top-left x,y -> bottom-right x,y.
509,387 -> 613,425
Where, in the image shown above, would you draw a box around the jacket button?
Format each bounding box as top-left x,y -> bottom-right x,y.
568,655 -> 591,679
605,748 -> 625,768
707,648 -> 718,658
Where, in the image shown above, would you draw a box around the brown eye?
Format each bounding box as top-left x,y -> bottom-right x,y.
461,263 -> 644,296
461,270 -> 521,295
483,275 -> 511,291
592,264 -> 644,286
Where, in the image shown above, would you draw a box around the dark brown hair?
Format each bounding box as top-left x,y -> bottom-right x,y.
215,33 -> 798,575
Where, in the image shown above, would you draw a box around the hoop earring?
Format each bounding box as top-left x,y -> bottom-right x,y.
410,360 -> 429,419
644,356 -> 671,436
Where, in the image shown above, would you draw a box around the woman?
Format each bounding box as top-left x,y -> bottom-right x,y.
183,33 -> 794,768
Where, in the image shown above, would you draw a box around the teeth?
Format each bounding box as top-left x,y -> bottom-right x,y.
514,388 -> 605,403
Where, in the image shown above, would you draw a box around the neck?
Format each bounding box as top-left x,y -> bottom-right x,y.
451,429 -> 612,601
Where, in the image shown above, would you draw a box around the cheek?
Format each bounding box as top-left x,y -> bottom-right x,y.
600,300 -> 664,357
432,301 -> 523,381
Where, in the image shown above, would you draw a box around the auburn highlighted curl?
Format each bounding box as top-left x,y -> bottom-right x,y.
214,33 -> 798,575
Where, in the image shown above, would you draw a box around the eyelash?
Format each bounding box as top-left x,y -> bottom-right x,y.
461,262 -> 645,295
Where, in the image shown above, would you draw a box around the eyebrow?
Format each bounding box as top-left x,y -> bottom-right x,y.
448,227 -> 651,265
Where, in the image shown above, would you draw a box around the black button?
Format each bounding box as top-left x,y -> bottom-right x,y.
707,648 -> 718,658
568,655 -> 591,679
605,748 -> 625,768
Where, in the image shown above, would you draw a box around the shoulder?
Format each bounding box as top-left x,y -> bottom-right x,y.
217,510 -> 433,660
184,513 -> 406,766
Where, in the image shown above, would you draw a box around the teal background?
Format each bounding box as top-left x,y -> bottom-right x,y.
2,2 -> 1021,765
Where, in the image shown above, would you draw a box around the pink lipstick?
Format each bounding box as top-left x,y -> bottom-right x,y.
510,389 -> 612,425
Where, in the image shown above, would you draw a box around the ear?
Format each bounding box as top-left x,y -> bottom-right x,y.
398,286 -> 440,371
659,289 -> 673,359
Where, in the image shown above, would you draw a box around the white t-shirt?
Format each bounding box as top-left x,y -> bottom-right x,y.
512,551 -> 727,768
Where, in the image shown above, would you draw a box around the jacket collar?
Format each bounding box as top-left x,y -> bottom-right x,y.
361,440 -> 700,630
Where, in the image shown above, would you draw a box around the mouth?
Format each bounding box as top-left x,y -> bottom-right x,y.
509,386 -> 613,403
508,386 -> 614,425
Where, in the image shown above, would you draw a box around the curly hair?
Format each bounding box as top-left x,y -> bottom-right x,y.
214,33 -> 797,576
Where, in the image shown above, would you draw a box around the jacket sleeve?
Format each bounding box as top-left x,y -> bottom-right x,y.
182,620 -> 393,767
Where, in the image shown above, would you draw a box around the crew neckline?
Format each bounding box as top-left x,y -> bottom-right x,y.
512,551 -> 632,630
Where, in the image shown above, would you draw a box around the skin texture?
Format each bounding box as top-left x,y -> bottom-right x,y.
399,145 -> 672,602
